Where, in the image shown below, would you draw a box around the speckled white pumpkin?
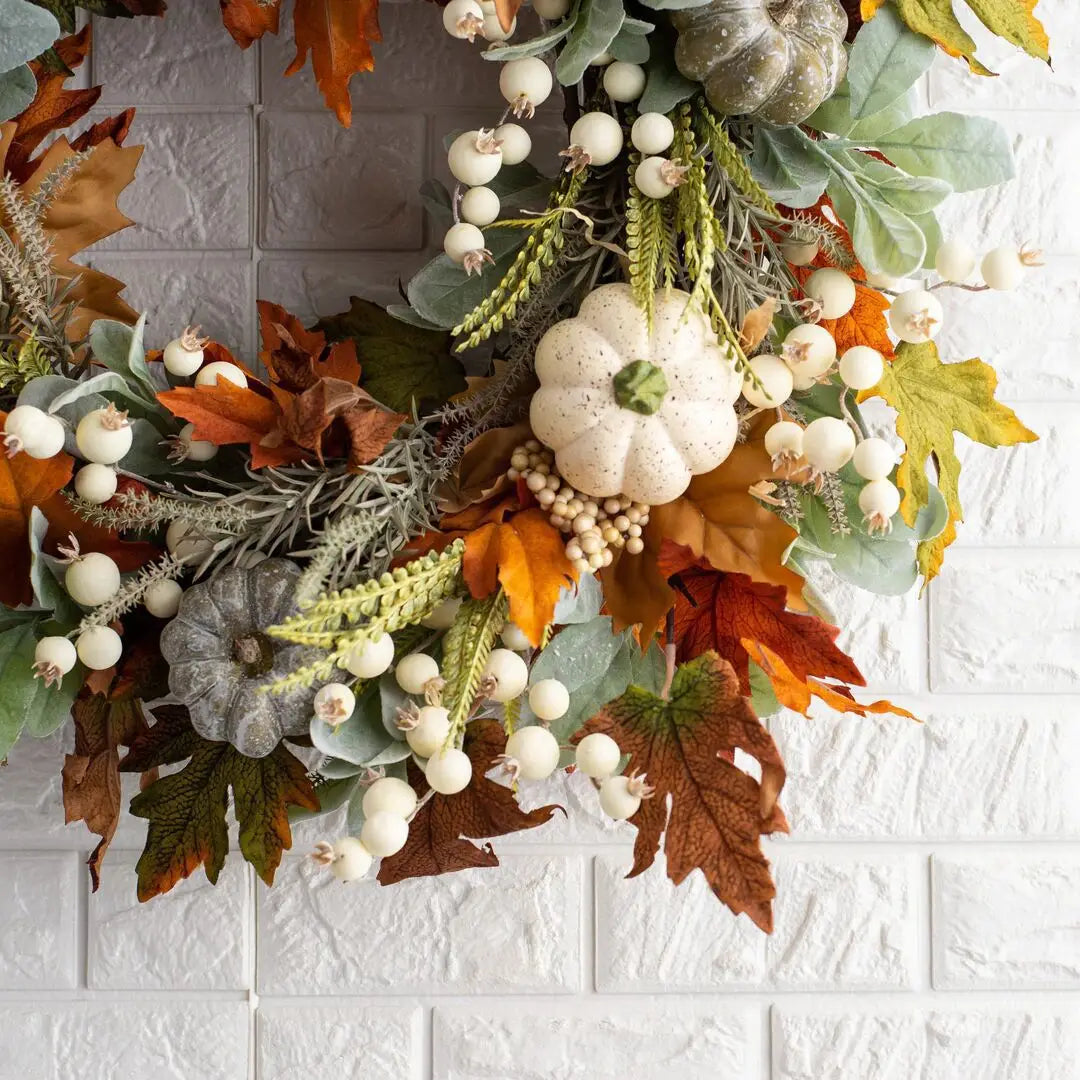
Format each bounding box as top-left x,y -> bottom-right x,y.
528,284 -> 742,505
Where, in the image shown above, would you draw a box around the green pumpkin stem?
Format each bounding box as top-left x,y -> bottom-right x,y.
613,360 -> 669,415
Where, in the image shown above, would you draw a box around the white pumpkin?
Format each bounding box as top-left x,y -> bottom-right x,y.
529,284 -> 742,504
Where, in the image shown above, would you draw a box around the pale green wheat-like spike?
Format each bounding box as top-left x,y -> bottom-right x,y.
442,589 -> 509,739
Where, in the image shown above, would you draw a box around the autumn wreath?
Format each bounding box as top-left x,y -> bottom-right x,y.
0,0 -> 1047,930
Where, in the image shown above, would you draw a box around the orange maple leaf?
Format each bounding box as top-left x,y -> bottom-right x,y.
794,265 -> 894,359
462,508 -> 577,646
287,0 -> 382,127
220,0 -> 282,47
659,541 -> 864,694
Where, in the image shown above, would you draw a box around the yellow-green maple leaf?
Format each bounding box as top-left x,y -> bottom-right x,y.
862,0 -> 1050,76
860,341 -> 1037,584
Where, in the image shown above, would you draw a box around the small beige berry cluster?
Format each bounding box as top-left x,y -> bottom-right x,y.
506,441 -> 649,574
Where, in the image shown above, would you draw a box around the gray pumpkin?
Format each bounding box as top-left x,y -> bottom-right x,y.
672,0 -> 848,126
159,558 -> 320,758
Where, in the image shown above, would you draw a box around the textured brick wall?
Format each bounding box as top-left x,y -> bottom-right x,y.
1,3 -> 1079,1078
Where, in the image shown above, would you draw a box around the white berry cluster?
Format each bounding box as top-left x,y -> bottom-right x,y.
936,239 -> 1042,292
507,440 -> 649,571
573,731 -> 652,820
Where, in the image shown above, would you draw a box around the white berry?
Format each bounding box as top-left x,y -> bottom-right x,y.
780,238 -> 819,266
194,361 -> 248,388
858,477 -> 901,519
144,578 -> 183,618
802,416 -> 856,473
630,112 -> 674,155
568,112 -> 623,167
177,422 -> 218,462
838,345 -> 884,391
459,186 -> 500,227
852,437 -> 896,481
634,156 -> 679,199
33,636 -> 77,685
500,622 -> 532,651
482,647 -> 529,702
505,725 -> 561,780
888,288 -> 943,344
494,122 -> 531,165
599,774 -> 642,820
359,810 -> 409,857
165,520 -> 215,565
589,51 -> 613,66
420,597 -> 463,630
75,406 -> 132,465
532,0 -> 570,18
162,333 -> 205,377
73,463 -> 117,505
782,323 -> 836,379
764,420 -> 804,461
405,705 -> 451,757
499,57 -> 553,115
741,353 -> 793,408
603,61 -> 646,102
65,551 -> 121,607
575,732 -> 621,779
981,246 -> 1025,291
344,632 -> 395,679
935,238 -> 976,283
528,678 -> 570,721
395,653 -> 440,695
425,747 -> 473,794
4,405 -> 63,458
314,682 -> 356,727
76,626 -> 122,670
362,777 -> 418,820
443,0 -> 484,37
329,836 -> 373,882
444,222 -> 487,264
804,268 -> 856,320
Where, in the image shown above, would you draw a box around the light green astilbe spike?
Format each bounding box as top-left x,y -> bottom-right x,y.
441,588 -> 509,739
626,151 -> 666,325
694,103 -> 779,217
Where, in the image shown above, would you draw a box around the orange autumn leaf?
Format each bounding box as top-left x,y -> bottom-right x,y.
494,0 -> 523,32
462,508 -> 577,645
288,0 -> 382,127
794,266 -> 894,359
220,0 -> 282,47
658,541 -> 864,694
746,641 -> 916,721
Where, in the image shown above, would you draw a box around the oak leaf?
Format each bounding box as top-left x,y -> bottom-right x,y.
122,706 -> 318,900
463,508 -> 577,646
659,542 -> 864,694
220,0 -> 281,47
577,652 -> 787,932
378,719 -> 560,885
288,0 -> 381,127
859,340 -> 1037,583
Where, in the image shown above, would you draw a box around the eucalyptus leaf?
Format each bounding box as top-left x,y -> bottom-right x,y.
483,17 -> 574,61
0,0 -> 60,70
555,0 -> 624,85
317,757 -> 367,780
88,316 -> 156,391
847,90 -> 915,141
551,572 -> 604,625
637,0 -> 713,9
17,374 -> 80,411
609,26 -> 650,63
289,776 -> 356,822
378,671 -> 410,742
858,155 -> 952,215
529,616 -> 630,693
28,508 -> 80,624
47,371 -> 152,414
311,683 -> 399,766
751,125 -> 829,209
621,15 -> 655,33
806,83 -> 855,137
638,45 -> 699,114
0,63 -> 35,123
847,3 -> 935,120
386,305 -> 447,332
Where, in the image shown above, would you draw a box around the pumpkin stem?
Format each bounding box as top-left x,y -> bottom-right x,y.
613,360 -> 669,415
233,632 -> 275,676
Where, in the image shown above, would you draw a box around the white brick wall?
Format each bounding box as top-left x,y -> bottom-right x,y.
1,3 -> 1077,1076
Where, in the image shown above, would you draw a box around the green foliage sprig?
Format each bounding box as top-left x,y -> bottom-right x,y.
441,589 -> 509,740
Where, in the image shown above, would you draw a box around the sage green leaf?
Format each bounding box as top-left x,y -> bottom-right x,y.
638,41 -> 699,113
869,111 -> 1014,192
311,682 -> 396,766
28,508 -> 80,623
621,15 -> 655,33
0,63 -> 36,123
0,0 -> 60,70
806,83 -> 855,136
857,154 -> 952,215
848,90 -> 915,141
552,573 -> 604,625
609,26 -> 650,63
88,315 -> 156,392
637,0 -> 714,10
555,0 -> 624,85
289,776 -> 355,823
848,3 -> 935,120
752,125 -> 829,209
482,17 -> 574,61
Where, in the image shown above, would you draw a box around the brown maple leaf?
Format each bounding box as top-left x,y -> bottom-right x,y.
577,652 -> 787,932
378,719 -> 561,885
220,0 -> 282,47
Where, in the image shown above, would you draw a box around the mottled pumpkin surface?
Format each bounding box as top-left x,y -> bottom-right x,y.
673,0 -> 848,126
159,558 -> 321,758
529,284 -> 742,505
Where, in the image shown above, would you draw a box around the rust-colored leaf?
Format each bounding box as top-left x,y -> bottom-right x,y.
221,0 -> 282,47
739,297 -> 778,352
378,719 -> 560,885
577,652 -> 787,932
70,109 -> 135,154
287,0 -> 382,127
462,508 -> 577,646
157,380 -> 288,456
494,0 -> 523,32
339,402 -> 406,468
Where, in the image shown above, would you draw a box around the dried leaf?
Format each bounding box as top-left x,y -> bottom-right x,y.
287,0 -> 381,127
378,719 -> 560,884
739,297 -> 778,352
659,542 -> 864,694
220,0 -> 281,47
494,0 -> 523,33
462,508 -> 577,646
339,402 -> 406,469
122,706 -> 318,899
28,1 -> 166,34
577,652 -> 786,932
859,340 -> 1037,583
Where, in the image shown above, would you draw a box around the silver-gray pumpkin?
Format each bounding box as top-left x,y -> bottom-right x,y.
159,559 -> 319,758
672,0 -> 848,126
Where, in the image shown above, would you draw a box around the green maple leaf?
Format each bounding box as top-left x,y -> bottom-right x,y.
861,339 -> 1037,583
121,706 -> 318,900
865,0 -> 1050,75
316,296 -> 466,413
577,652 -> 787,933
